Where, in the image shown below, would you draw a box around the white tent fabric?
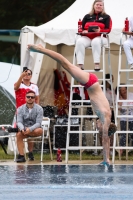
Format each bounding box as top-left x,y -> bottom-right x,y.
21,0 -> 133,45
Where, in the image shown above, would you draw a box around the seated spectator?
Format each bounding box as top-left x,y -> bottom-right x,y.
16,90 -> 43,163
123,16 -> 133,69
115,84 -> 133,155
14,69 -> 39,108
75,0 -> 112,70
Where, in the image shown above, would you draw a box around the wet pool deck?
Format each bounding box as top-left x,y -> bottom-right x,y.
0,159 -> 133,165
0,162 -> 133,200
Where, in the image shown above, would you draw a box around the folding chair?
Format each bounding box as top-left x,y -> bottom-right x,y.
0,124 -> 16,156
21,117 -> 53,162
40,117 -> 53,161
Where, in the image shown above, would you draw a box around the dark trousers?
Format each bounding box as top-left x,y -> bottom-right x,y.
120,121 -> 133,146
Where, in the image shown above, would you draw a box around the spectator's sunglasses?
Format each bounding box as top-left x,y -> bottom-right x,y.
26,96 -> 35,99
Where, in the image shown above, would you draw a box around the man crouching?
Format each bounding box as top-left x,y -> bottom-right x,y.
16,90 -> 43,162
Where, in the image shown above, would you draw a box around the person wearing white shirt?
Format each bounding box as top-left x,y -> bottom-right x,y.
123,16 -> 133,69
115,85 -> 133,156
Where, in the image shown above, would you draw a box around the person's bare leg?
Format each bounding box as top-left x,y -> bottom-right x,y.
120,149 -> 123,156
96,119 -> 103,154
16,132 -> 25,155
96,118 -> 111,164
28,140 -> 34,152
17,128 -> 43,154
99,132 -> 102,147
27,44 -> 89,85
27,128 -> 43,152
102,136 -> 110,163
102,117 -> 111,164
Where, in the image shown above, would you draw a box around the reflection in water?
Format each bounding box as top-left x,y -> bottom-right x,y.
0,165 -> 133,199
0,165 -> 133,186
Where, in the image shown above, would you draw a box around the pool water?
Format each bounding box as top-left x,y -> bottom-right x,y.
0,164 -> 133,200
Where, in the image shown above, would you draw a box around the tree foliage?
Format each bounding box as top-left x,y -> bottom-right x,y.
0,0 -> 76,29
0,0 -> 76,64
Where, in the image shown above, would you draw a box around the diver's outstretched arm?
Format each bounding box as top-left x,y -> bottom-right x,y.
27,44 -> 89,84
28,44 -> 71,69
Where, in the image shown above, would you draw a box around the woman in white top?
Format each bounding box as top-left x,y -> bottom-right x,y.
123,16 -> 133,69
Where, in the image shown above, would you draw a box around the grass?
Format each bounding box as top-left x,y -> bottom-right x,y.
0,146 -> 133,161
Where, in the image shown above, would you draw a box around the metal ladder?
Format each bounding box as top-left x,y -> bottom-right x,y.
112,33 -> 133,163
65,33 -> 115,163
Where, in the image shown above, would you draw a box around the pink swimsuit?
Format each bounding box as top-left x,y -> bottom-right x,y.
80,73 -> 98,89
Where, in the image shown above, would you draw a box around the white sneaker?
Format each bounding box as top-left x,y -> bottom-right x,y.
130,64 -> 133,69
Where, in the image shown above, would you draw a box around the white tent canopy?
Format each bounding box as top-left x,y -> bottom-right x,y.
21,0 -> 133,46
